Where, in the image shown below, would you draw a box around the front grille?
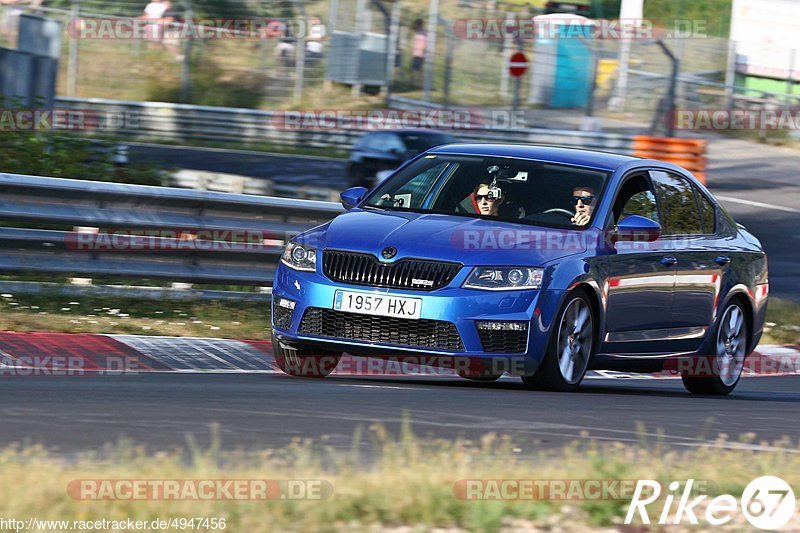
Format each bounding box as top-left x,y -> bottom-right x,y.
478,328 -> 528,353
272,303 -> 294,330
323,250 -> 461,291
299,307 -> 464,351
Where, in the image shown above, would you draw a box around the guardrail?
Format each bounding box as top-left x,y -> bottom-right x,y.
632,136 -> 708,184
171,170 -> 342,201
56,97 -> 362,152
54,97 -> 643,154
55,96 -> 710,179
0,173 -> 342,286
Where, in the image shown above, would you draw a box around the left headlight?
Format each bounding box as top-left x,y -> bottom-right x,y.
463,266 -> 543,291
281,242 -> 317,272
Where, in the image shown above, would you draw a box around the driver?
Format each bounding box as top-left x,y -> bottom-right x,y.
571,186 -> 596,226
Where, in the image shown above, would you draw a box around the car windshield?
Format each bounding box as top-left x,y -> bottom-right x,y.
400,133 -> 455,151
363,154 -> 609,229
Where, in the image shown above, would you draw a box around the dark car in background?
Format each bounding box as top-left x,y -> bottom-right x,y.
347,130 -> 458,188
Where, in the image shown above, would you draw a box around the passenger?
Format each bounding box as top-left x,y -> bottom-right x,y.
457,182 -> 503,216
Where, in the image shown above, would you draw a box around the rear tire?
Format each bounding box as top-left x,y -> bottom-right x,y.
681,302 -> 748,395
272,335 -> 342,378
522,290 -> 595,392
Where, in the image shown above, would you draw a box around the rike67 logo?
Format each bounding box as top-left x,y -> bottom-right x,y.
626,476 -> 795,530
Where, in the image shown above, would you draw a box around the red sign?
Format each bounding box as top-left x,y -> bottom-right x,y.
509,51 -> 528,77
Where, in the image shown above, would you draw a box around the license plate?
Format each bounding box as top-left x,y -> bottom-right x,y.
333,291 -> 422,320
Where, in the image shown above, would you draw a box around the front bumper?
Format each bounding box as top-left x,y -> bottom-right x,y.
271,263 -> 555,372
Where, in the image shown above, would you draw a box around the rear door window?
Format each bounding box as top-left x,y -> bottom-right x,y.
649,171 -> 704,235
695,189 -> 717,234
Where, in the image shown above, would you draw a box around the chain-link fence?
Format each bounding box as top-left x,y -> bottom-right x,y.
1,0 -> 329,108
2,1 -> 799,132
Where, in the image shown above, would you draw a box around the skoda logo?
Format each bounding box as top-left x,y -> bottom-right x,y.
381,247 -> 397,260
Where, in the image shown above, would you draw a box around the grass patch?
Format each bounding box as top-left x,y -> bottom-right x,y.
0,286 -> 797,346
0,424 -> 798,531
0,290 -> 270,340
762,298 -> 800,345
0,130 -> 166,186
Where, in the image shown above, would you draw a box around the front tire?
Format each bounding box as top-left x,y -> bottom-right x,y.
522,291 -> 595,392
681,302 -> 748,395
273,335 -> 342,378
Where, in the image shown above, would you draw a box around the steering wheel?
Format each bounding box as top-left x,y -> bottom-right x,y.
541,208 -> 574,218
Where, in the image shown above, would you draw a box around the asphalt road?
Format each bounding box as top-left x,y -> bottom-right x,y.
132,139 -> 800,302
2,373 -> 798,455
706,138 -> 800,303
6,138 -> 787,456
130,143 -> 349,187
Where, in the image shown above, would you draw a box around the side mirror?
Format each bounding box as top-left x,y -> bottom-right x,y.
340,186 -> 368,209
612,215 -> 661,243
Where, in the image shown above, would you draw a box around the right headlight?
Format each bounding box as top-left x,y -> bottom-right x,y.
281,242 -> 317,272
462,266 -> 544,291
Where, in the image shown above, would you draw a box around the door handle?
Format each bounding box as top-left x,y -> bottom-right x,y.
660,256 -> 678,266
714,255 -> 731,266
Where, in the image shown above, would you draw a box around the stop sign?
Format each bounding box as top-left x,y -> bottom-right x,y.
509,51 -> 528,77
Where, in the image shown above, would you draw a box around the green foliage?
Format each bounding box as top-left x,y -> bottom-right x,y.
591,0 -> 622,18
146,54 -> 268,108
0,289 -> 270,339
191,0 -> 295,19
644,0 -> 732,38
44,0 -> 296,18
0,130 -> 165,186
3,426 -> 800,530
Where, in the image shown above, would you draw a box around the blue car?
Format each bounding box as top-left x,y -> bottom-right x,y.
272,144 -> 769,394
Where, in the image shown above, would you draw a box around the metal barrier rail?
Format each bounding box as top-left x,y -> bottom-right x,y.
54,97 -> 643,154
0,173 -> 342,285
57,96 -> 709,188
632,136 -> 709,184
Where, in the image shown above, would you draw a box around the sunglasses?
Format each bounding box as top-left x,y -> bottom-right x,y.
572,195 -> 595,206
474,194 -> 498,202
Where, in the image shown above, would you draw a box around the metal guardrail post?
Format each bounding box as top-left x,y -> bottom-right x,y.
180,1 -> 194,104
67,0 -> 79,96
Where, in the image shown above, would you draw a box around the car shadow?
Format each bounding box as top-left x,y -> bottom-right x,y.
323,374 -> 800,402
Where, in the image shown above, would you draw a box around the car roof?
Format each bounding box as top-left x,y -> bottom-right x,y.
428,143 -> 640,171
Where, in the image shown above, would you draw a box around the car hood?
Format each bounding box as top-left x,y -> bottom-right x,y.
296,208 -> 588,265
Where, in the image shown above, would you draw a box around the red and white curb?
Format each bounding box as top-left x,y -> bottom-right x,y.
0,331 -> 797,380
